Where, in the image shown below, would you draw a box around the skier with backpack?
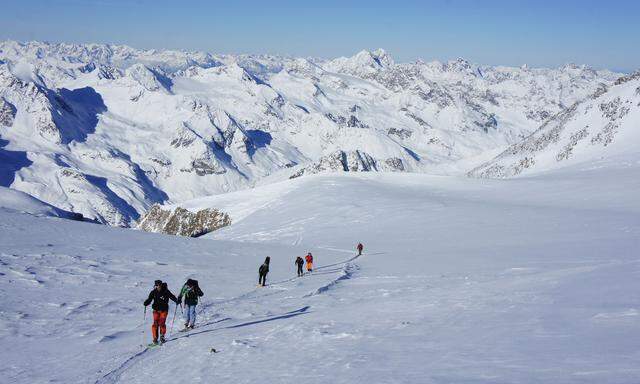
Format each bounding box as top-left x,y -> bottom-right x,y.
143,280 -> 179,345
305,252 -> 313,273
357,243 -> 364,256
258,256 -> 270,287
177,279 -> 204,330
295,256 -> 304,277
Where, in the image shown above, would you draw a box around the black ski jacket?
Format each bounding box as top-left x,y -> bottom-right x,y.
295,257 -> 304,266
259,263 -> 269,275
178,283 -> 204,306
144,288 -> 178,312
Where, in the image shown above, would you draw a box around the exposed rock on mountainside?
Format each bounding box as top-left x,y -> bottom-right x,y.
0,97 -> 16,126
290,150 -> 406,178
138,204 -> 231,237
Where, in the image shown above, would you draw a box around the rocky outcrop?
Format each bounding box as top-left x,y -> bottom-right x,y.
0,97 -> 16,126
290,150 -> 376,178
290,150 -> 405,178
387,127 -> 412,139
138,204 -> 231,237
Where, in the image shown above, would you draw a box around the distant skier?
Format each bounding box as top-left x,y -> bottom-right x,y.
143,280 -> 179,345
258,256 -> 270,287
357,243 -> 364,256
295,256 -> 304,277
305,252 -> 313,273
177,279 -> 204,330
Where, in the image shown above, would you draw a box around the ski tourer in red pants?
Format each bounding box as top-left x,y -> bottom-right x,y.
143,280 -> 179,344
305,253 -> 313,272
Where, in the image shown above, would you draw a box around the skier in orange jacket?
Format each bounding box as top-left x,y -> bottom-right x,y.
305,252 -> 313,272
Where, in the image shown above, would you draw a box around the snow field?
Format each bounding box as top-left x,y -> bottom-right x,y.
1,163 -> 639,383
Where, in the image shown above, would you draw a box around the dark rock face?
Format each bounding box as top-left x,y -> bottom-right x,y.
0,97 -> 16,126
290,150 -> 378,178
138,204 -> 231,237
289,150 -> 405,179
384,157 -> 405,171
387,127 -> 413,140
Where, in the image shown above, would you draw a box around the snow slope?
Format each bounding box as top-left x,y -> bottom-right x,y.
469,72 -> 640,177
1,159 -> 639,383
0,185 -> 80,219
0,40 -> 622,225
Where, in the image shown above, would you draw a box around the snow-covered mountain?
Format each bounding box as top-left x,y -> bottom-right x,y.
469,72 -> 640,177
0,40 -> 622,225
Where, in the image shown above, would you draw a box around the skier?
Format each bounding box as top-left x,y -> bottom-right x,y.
295,256 -> 304,277
305,252 -> 313,273
357,243 -> 364,256
177,279 -> 204,330
258,256 -> 270,287
143,280 -> 179,345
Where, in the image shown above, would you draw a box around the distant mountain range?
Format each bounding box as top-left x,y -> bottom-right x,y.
0,40 -> 633,226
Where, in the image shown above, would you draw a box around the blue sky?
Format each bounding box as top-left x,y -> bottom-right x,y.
1,0 -> 638,71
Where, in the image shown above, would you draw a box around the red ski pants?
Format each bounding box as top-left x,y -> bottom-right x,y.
152,310 -> 168,340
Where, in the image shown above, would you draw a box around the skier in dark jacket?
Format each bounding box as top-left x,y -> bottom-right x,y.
258,257 -> 270,287
295,256 -> 304,277
177,279 -> 204,330
143,280 -> 179,344
357,243 -> 364,256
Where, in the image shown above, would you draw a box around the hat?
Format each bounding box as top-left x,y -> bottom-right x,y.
154,280 -> 162,286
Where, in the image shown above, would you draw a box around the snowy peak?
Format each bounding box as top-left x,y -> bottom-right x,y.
444,57 -> 475,74
356,48 -> 394,68
324,48 -> 394,78
125,64 -> 172,93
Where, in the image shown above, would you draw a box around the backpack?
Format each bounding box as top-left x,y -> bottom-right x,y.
182,280 -> 200,303
184,286 -> 196,301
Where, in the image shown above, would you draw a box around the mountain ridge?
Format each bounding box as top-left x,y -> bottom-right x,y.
0,40 -> 626,225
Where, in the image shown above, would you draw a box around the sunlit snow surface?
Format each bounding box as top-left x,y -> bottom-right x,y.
1,159 -> 639,383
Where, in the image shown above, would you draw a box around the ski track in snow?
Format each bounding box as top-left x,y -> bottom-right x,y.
94,251 -> 363,384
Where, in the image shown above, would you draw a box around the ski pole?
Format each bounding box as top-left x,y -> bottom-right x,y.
169,302 -> 178,336
201,301 -> 207,321
141,306 -> 147,346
